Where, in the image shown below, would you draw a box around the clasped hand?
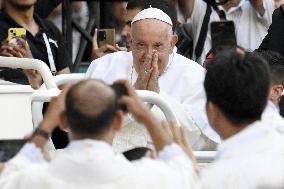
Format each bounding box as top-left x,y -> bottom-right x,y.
134,51 -> 160,93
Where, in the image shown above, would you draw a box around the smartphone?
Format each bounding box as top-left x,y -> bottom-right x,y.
111,83 -> 128,112
8,28 -> 26,41
0,139 -> 27,162
210,21 -> 237,54
98,29 -> 116,48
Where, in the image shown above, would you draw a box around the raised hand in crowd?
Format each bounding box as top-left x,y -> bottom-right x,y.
91,29 -> 127,60
0,38 -> 42,89
162,120 -> 199,173
30,84 -> 72,151
0,38 -> 33,58
134,50 -> 160,93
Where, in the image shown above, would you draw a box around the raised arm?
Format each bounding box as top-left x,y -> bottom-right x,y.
250,0 -> 265,16
178,0 -> 195,19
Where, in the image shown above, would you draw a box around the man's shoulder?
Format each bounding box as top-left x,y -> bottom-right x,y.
172,53 -> 205,73
97,51 -> 132,62
85,51 -> 132,79
91,51 -> 132,67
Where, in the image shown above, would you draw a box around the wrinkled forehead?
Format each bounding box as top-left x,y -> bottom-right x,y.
131,19 -> 172,35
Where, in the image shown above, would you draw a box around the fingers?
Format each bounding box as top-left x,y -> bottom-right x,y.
143,53 -> 153,71
0,41 -> 31,58
3,45 -> 23,57
161,120 -> 173,138
102,44 -> 119,53
115,44 -> 127,52
57,83 -> 73,105
92,28 -> 99,49
180,126 -> 191,148
114,79 -> 137,98
169,121 -> 182,144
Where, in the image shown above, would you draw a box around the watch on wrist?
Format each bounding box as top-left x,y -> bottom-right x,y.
31,128 -> 50,140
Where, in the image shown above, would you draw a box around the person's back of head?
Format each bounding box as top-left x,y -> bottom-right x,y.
65,80 -> 121,139
127,0 -> 177,32
204,50 -> 270,128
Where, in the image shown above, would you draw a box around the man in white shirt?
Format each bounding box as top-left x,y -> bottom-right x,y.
180,0 -> 278,64
199,50 -> 284,188
0,79 -> 197,189
85,8 -> 220,151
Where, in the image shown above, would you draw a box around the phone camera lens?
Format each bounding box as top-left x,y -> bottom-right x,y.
13,33 -> 16,36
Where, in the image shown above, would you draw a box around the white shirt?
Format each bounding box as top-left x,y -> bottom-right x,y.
0,140 -> 197,189
85,50 -> 220,148
190,0 -> 275,64
199,115 -> 284,188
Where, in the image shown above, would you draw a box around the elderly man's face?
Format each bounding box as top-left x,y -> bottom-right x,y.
129,19 -> 176,75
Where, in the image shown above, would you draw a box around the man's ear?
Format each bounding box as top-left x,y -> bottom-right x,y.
270,84 -> 284,102
59,111 -> 69,132
171,34 -> 178,47
112,110 -> 123,131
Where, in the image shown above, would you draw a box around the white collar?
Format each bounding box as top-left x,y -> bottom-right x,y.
216,120 -> 265,159
263,100 -> 279,116
68,139 -> 113,154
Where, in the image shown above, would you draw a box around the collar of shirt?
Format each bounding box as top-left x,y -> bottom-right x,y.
215,120 -> 267,159
68,139 -> 114,155
263,100 -> 279,116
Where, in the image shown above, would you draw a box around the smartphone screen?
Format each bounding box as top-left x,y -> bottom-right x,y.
98,29 -> 116,47
211,21 -> 237,54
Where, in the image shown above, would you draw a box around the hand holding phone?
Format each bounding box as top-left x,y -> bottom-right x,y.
97,29 -> 116,48
8,28 -> 26,45
111,83 -> 128,112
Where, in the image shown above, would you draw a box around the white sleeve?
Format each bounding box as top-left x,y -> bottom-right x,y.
1,143 -> 44,177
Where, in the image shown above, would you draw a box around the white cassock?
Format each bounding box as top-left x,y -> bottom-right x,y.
199,113 -> 284,189
85,50 -> 220,151
0,140 -> 197,189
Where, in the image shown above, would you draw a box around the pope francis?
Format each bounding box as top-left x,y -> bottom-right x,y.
85,8 -> 220,151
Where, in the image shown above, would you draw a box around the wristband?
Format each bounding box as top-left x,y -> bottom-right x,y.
31,128 -> 50,140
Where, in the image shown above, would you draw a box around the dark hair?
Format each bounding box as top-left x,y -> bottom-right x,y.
65,81 -> 118,135
254,50 -> 284,86
204,50 -> 270,125
127,0 -> 178,32
123,147 -> 152,161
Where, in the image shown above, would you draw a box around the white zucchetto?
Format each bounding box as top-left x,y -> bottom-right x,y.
131,7 -> 173,26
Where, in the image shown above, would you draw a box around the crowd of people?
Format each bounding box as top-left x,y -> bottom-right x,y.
0,0 -> 284,188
